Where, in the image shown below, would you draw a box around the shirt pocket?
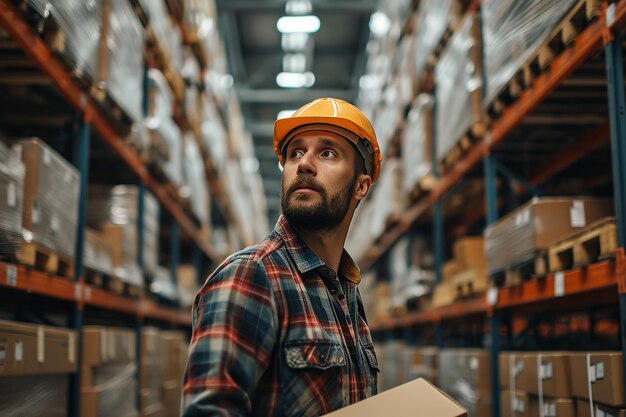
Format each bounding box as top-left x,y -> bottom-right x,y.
360,342 -> 380,396
281,339 -> 346,417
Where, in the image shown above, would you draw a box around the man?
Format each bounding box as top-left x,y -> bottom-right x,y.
182,98 -> 383,417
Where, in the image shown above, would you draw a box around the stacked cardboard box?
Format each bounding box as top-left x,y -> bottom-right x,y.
161,331 -> 188,417
439,349 -> 492,417
81,326 -> 138,417
570,352 -> 625,417
404,346 -> 438,384
141,328 -> 166,417
401,94 -> 434,198
0,140 -> 24,256
84,228 -> 115,277
0,320 -> 77,417
485,198 -> 613,279
177,264 -> 200,309
16,138 -> 80,260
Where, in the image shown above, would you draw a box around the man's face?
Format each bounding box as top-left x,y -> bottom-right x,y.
280,131 -> 359,232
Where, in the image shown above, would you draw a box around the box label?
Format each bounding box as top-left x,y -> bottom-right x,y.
570,201 -> 586,228
487,287 -> 498,306
595,361 -> 605,380
554,272 -> 565,297
37,327 -> 44,363
515,209 -> 531,227
6,264 -> 17,287
7,182 -> 16,208
15,340 -> 23,363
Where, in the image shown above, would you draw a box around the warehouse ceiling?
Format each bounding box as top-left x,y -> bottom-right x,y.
216,0 -> 376,224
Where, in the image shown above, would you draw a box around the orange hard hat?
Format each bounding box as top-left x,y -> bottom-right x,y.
273,97 -> 382,182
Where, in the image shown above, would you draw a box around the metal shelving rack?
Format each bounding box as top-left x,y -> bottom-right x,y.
364,2 -> 626,417
0,1 -> 230,415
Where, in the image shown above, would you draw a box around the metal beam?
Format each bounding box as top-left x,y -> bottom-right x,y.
244,45 -> 359,57
216,0 -> 376,12
219,11 -> 247,82
238,88 -> 357,103
351,14 -> 370,89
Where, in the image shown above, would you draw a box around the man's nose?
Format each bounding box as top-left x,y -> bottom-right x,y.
297,152 -> 317,175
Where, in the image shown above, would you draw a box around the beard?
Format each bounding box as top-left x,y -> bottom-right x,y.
281,175 -> 357,232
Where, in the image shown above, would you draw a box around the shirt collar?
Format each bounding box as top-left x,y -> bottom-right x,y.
275,215 -> 361,285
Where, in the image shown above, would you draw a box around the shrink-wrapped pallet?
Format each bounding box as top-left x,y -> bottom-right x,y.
482,0 -> 580,107
84,228 -> 114,276
439,349 -> 492,417
401,94 -> 434,195
139,0 -> 183,72
370,158 -> 403,239
81,326 -> 139,417
141,328 -> 166,416
30,0 -> 144,123
200,95 -> 229,172
150,265 -> 179,304
0,141 -> 24,256
484,197 -> 614,274
16,138 -> 79,259
182,133 -> 210,226
87,185 -> 160,283
435,13 -> 483,164
1,374 -> 69,417
413,0 -> 459,80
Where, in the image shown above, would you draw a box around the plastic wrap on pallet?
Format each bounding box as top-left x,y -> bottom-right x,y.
484,197 -> 614,275
16,138 -> 79,259
370,158 -> 403,240
41,0 -> 101,81
413,0 -> 457,79
389,237 -> 410,310
87,185 -> 160,280
439,349 -> 491,417
345,201 -> 375,262
140,328 -> 166,410
482,0 -> 580,106
23,0 -> 50,20
200,95 -> 228,170
86,363 -> 138,417
224,158 -> 257,247
182,0 -> 220,57
0,141 -> 24,256
106,0 -> 144,123
150,265 -> 179,303
139,0 -> 183,72
182,133 -> 210,226
402,94 -> 433,195
1,374 -> 69,417
435,14 -> 481,163
373,82 -> 404,156
84,228 -> 114,276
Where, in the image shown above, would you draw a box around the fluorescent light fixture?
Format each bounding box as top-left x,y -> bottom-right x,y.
276,71 -> 315,88
283,53 -> 307,73
277,110 -> 297,120
281,33 -> 309,51
277,15 -> 320,34
369,11 -> 390,37
219,74 -> 234,89
285,0 -> 312,15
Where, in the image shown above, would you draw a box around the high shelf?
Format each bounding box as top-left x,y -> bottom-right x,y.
359,2 -> 626,417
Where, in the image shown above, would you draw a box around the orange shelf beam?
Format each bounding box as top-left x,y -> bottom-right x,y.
495,261 -> 617,309
139,299 -> 192,326
0,261 -> 78,302
370,295 -> 488,332
0,0 -> 218,261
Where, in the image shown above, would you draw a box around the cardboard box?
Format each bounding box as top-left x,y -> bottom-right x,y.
82,326 -> 136,369
530,396 -> 576,417
81,377 -> 138,417
577,399 -> 626,417
442,260 -> 461,283
162,331 -> 187,382
570,352 -> 625,407
500,352 -> 527,390
409,346 -> 438,382
0,319 -> 77,376
162,380 -> 182,417
518,352 -> 572,397
432,282 -> 456,308
501,390 -> 530,417
453,237 -> 487,271
485,198 -> 614,274
322,378 -> 467,416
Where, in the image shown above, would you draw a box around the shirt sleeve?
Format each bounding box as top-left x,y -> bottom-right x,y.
182,256 -> 279,417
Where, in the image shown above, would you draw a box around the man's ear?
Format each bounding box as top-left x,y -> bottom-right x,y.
354,174 -> 372,202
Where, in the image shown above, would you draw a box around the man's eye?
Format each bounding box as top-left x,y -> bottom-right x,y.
320,150 -> 337,158
289,150 -> 304,159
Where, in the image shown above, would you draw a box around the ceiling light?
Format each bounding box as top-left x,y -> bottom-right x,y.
285,0 -> 312,15
277,15 -> 320,34
283,53 -> 307,73
277,110 -> 297,120
369,11 -> 391,37
276,71 -> 315,88
281,33 -> 309,51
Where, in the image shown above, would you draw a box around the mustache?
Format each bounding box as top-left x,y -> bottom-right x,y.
286,177 -> 325,196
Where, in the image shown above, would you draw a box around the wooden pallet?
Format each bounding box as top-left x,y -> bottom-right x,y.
490,251 -> 549,287
488,0 -> 602,118
548,217 -> 617,272
452,269 -> 489,298
408,174 -> 436,203
438,119 -> 486,174
9,241 -> 75,279
84,267 -> 125,294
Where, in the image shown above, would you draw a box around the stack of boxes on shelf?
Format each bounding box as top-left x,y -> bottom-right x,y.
500,352 -> 626,417
439,349 -> 492,417
81,326 -> 138,417
0,320 -> 78,417
0,140 -> 25,258
140,328 -> 188,417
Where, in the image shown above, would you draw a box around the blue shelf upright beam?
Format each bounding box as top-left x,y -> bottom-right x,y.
484,152 -> 500,417
604,30 -> 626,391
69,119 -> 91,417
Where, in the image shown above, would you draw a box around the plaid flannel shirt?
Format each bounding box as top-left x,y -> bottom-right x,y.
183,215 -> 379,417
